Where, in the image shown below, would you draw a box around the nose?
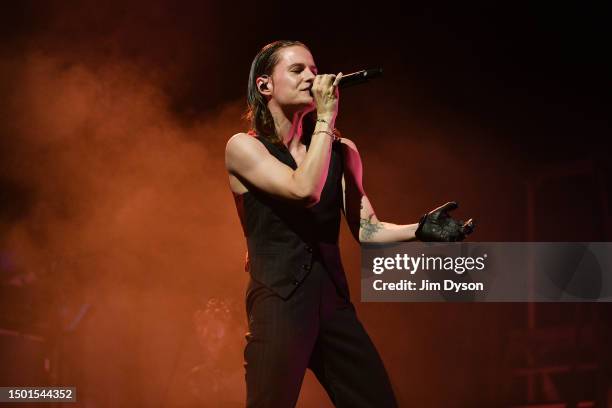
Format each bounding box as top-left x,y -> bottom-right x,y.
303,67 -> 316,82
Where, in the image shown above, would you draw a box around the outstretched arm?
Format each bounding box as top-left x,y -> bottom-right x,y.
340,138 -> 418,243
341,138 -> 475,243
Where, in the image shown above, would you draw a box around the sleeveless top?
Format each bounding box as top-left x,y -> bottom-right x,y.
234,135 -> 350,300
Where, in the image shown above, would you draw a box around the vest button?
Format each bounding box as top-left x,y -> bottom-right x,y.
302,264 -> 311,271
306,246 -> 313,253
293,279 -> 299,285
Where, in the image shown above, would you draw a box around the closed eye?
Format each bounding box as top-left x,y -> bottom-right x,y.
289,64 -> 318,75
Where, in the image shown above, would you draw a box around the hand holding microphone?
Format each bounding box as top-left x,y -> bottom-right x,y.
311,72 -> 343,122
311,68 -> 382,121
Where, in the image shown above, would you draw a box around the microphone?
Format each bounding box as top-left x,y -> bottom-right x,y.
337,68 -> 383,89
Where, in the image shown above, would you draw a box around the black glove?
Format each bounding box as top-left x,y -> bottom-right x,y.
415,201 -> 475,242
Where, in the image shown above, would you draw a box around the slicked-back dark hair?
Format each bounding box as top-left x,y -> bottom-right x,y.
244,40 -> 314,145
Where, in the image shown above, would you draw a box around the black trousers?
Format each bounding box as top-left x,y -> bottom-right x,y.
244,258 -> 398,408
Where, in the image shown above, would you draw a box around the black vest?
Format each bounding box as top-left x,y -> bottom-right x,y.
235,135 -> 349,299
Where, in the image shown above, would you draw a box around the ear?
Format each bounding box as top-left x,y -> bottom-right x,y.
256,75 -> 273,96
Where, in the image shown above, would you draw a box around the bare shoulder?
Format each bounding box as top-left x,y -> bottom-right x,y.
338,136 -> 364,182
338,136 -> 359,152
338,137 -> 362,164
225,132 -> 269,171
225,132 -> 263,155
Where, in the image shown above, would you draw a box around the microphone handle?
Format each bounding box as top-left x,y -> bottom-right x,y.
338,68 -> 383,89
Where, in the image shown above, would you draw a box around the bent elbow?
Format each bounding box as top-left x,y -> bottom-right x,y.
303,193 -> 321,208
293,188 -> 320,208
290,177 -> 320,207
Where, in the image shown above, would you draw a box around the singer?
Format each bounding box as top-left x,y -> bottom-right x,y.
225,40 -> 473,408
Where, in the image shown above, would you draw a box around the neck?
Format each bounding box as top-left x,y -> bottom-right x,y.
268,103 -> 311,150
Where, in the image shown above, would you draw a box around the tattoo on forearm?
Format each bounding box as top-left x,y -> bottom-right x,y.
360,212 -> 382,241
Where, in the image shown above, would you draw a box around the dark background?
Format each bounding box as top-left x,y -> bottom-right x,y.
1,1 -> 611,406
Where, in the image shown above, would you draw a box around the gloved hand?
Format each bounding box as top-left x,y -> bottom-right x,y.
415,201 -> 475,242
